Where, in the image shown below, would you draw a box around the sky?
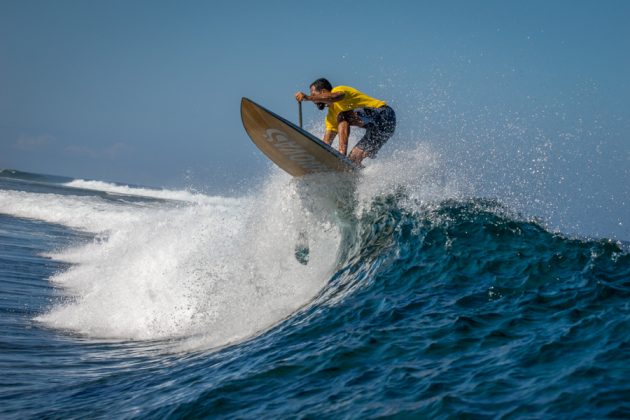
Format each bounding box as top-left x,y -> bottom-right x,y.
0,0 -> 628,237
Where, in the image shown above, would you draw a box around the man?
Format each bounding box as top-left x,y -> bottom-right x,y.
295,78 -> 396,165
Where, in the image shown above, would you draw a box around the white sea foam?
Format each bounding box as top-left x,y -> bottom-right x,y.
0,174 -> 343,349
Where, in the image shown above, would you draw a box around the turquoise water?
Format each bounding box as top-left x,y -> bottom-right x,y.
1,168 -> 629,418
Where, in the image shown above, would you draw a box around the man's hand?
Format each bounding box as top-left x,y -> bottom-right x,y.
295,92 -> 309,102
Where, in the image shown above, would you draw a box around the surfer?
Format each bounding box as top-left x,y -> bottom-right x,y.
295,78 -> 396,164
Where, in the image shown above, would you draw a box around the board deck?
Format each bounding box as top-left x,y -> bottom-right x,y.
240,97 -> 359,177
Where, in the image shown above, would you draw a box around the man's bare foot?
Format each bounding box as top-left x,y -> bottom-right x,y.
349,148 -> 369,166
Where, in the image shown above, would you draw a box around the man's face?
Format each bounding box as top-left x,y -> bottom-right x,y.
311,85 -> 326,110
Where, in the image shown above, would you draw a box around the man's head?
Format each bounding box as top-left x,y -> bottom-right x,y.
310,78 -> 332,110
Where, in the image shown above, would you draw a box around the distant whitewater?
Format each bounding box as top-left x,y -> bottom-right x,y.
1,152 -> 628,417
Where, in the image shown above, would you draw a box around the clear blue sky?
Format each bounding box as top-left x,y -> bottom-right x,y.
1,1 -> 628,236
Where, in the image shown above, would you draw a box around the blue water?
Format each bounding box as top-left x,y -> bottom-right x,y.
1,167 -> 629,418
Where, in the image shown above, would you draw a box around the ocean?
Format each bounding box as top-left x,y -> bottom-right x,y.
1,158 -> 629,418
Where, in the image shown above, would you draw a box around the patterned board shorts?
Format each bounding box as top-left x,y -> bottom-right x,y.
354,105 -> 396,157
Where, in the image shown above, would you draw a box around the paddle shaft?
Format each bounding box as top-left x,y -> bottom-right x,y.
298,101 -> 303,128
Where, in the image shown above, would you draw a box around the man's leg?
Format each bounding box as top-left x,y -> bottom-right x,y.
337,119 -> 350,156
337,111 -> 364,156
350,106 -> 396,165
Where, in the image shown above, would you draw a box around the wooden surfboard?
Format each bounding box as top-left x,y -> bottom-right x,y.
240,97 -> 359,177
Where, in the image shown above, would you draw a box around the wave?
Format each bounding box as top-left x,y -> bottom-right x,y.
2,144 -> 626,355
62,179 -> 209,202
0,145 -> 450,345
3,144 -> 629,418
0,168 -> 212,203
0,168 -> 73,184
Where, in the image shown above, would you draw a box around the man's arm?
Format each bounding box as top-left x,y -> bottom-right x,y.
295,91 -> 345,103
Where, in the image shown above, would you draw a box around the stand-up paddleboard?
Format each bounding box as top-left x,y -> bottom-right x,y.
241,98 -> 360,177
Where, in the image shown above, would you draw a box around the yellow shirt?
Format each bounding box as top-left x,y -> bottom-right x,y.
325,86 -> 387,132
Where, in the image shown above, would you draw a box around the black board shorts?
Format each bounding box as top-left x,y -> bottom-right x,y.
354,105 -> 396,157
